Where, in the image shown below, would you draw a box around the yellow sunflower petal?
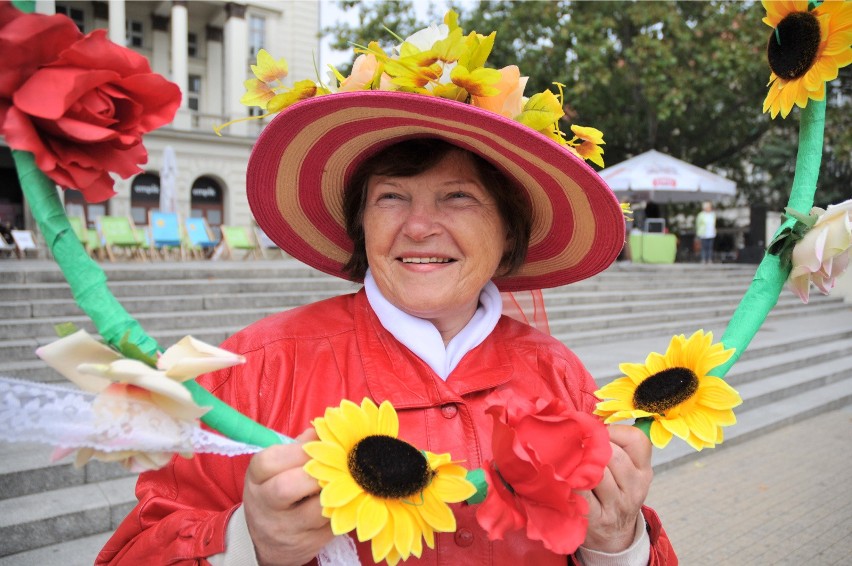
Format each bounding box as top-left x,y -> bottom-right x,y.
387,501 -> 416,559
649,420 -> 673,448
417,485 -> 456,532
324,401 -> 365,450
356,494 -> 390,542
320,475 -> 363,508
659,416 -> 691,440
428,470 -> 477,502
303,459 -> 346,483
376,400 -> 399,437
370,511 -> 395,564
303,440 -> 348,470
330,492 -> 366,535
696,377 -> 743,409
341,398 -> 372,435
683,409 -> 717,443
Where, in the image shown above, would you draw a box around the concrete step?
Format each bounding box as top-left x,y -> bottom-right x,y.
0,476 -> 137,557
651,377 -> 852,473
0,532 -> 112,566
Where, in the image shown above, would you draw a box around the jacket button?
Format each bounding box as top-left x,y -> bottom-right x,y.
440,404 -> 458,419
454,528 -> 474,547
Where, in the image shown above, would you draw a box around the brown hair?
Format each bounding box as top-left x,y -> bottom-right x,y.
342,138 -> 531,280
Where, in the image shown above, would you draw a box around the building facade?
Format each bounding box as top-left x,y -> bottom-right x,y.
0,0 -> 320,239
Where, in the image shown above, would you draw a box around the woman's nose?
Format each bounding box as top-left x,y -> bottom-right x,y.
401,201 -> 441,240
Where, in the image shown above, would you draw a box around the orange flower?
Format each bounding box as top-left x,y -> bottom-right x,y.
471,65 -> 528,118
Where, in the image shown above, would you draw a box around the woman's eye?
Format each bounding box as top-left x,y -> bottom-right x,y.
448,191 -> 472,200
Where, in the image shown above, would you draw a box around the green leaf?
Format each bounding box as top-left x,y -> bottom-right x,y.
54,322 -> 79,338
118,331 -> 158,368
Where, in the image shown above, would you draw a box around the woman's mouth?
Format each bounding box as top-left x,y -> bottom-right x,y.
400,257 -> 454,264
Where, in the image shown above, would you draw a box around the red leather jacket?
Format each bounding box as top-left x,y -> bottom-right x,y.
97,291 -> 676,565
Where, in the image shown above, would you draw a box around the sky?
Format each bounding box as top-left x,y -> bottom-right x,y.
318,0 -> 462,69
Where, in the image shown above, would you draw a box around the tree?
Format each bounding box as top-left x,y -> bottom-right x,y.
324,1 -> 850,209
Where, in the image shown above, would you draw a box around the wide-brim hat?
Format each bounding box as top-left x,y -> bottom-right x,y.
247,90 -> 625,292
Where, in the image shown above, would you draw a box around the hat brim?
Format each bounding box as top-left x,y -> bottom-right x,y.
247,90 -> 624,292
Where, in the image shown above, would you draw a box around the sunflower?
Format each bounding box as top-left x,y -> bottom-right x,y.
594,330 -> 742,451
762,0 -> 852,119
303,398 -> 476,565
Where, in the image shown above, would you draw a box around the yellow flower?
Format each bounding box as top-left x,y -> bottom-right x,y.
250,48 -> 288,83
570,125 -> 606,168
762,0 -> 852,118
594,330 -> 741,451
449,64 -> 502,97
303,399 -> 476,566
240,78 -> 276,109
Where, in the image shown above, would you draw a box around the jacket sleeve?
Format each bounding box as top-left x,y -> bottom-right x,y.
95,362 -> 257,565
568,507 -> 677,566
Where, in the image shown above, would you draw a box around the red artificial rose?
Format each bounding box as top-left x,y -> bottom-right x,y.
0,4 -> 181,202
475,390 -> 612,555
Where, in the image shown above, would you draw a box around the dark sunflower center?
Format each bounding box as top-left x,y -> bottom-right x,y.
348,435 -> 433,499
767,11 -> 822,79
633,367 -> 699,414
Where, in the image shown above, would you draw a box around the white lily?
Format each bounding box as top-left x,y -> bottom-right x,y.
36,330 -> 245,422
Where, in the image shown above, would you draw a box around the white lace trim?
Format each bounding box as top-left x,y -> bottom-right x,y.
0,376 -> 263,457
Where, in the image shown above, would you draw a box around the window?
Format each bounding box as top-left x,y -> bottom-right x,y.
56,3 -> 85,32
126,20 -> 144,48
188,32 -> 198,57
249,15 -> 265,57
188,74 -> 202,111
130,174 -> 161,226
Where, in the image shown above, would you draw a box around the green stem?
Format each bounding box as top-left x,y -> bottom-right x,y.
13,150 -> 282,448
711,96 -> 826,378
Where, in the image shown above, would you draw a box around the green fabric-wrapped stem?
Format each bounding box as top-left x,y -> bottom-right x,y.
711,97 -> 825,378
13,150 -> 283,448
12,150 -> 158,354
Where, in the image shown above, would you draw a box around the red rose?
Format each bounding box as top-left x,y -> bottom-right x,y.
475,390 -> 612,555
0,4 -> 181,202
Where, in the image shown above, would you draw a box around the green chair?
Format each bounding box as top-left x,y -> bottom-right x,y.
96,215 -> 143,262
86,228 -> 104,260
67,215 -> 87,243
219,225 -> 260,260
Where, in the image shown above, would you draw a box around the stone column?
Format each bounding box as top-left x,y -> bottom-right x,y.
206,26 -> 224,117
107,0 -> 125,45
223,3 -> 248,136
170,0 -> 190,129
151,14 -> 170,78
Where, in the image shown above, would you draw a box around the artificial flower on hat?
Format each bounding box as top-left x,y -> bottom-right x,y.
303,398 -> 476,566
0,3 -> 181,202
595,330 -> 742,451
761,0 -> 852,119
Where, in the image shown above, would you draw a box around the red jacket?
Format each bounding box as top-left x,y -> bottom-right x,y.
97,291 -> 676,565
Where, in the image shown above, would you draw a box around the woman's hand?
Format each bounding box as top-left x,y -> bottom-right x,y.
243,428 -> 334,566
579,424 -> 653,553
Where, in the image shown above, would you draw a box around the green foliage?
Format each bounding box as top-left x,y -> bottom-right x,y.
54,322 -> 79,338
323,0 -> 852,209
118,331 -> 158,368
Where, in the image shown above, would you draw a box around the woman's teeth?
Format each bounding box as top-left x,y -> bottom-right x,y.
401,257 -> 452,264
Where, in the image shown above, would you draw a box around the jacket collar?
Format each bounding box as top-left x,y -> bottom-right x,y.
353,290 -> 513,409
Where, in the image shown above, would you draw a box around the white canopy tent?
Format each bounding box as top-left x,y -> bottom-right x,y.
600,149 -> 736,203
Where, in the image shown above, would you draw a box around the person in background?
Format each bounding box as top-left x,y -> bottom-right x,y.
695,201 -> 717,264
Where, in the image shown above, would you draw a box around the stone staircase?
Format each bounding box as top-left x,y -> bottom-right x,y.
0,259 -> 850,565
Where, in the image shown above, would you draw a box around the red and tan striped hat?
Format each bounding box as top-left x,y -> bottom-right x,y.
247,90 -> 624,292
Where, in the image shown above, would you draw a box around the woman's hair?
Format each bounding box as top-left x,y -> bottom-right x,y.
342,138 -> 532,280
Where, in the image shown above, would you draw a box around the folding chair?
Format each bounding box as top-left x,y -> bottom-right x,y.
254,226 -> 285,259
219,225 -> 261,260
0,234 -> 16,258
67,215 -> 87,243
134,227 -> 154,260
86,228 -> 105,260
11,229 -> 41,259
96,215 -> 144,262
184,217 -> 219,259
149,211 -> 184,260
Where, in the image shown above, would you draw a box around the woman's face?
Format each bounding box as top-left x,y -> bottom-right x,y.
363,151 -> 508,337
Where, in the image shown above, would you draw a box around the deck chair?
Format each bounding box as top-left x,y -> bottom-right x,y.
0,234 -> 16,258
219,225 -> 261,260
96,215 -> 144,262
67,215 -> 87,243
134,227 -> 154,260
86,228 -> 105,260
11,229 -> 41,259
184,216 -> 219,259
254,226 -> 284,259
149,211 -> 184,260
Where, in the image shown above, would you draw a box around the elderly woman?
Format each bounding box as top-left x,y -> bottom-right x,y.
97,91 -> 675,565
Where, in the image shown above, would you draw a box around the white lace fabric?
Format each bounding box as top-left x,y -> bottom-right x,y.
0,376 -> 263,458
